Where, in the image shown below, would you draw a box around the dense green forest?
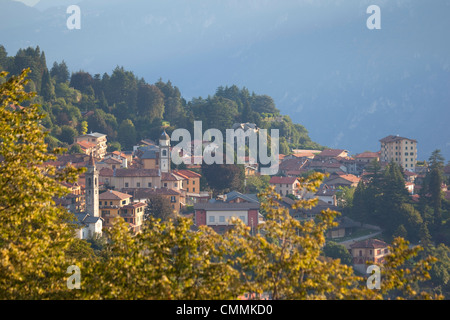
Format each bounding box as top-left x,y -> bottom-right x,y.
0,45 -> 323,153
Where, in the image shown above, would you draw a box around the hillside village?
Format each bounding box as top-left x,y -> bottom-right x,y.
49,127 -> 450,274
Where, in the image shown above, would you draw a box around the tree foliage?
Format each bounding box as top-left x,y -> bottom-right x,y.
0,69 -> 84,299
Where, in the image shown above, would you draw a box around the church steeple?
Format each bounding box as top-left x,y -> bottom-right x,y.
85,152 -> 99,217
159,130 -> 170,173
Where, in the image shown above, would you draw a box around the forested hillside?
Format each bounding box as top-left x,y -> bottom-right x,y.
0,45 -> 323,153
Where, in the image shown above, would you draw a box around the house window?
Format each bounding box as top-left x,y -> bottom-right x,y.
137,182 -> 140,188
162,150 -> 167,157
209,216 -> 215,223
193,188 -> 195,192
174,183 -> 178,188
193,180 -> 195,185
369,250 -> 372,255
164,183 -> 168,187
405,164 -> 408,167
99,201 -> 102,205
359,250 -> 362,257
125,182 -> 129,188
219,216 -> 225,223
110,201 -> 113,205
377,249 -> 381,255
122,200 -> 126,205
171,196 -> 176,203
148,182 -> 152,187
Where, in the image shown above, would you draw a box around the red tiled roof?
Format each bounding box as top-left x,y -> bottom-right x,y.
99,168 -> 114,177
173,169 -> 202,179
269,176 -> 298,184
102,157 -> 122,164
279,158 -> 307,171
350,239 -> 388,249
161,172 -> 183,181
99,190 -> 132,200
77,140 -> 96,150
355,152 -> 379,158
317,149 -> 348,158
336,174 -> 360,183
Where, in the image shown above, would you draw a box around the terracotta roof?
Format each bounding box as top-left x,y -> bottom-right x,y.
112,151 -> 127,157
161,172 -> 184,181
99,190 -> 132,200
317,149 -> 348,158
328,174 -> 360,184
355,152 -> 379,158
77,140 -> 96,150
173,169 -> 202,179
269,176 -> 298,184
101,157 -> 122,164
380,135 -> 417,143
279,158 -> 307,171
404,171 -> 417,176
350,239 -> 388,249
99,168 -> 114,177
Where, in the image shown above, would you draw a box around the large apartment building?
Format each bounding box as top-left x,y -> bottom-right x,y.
380,135 -> 417,172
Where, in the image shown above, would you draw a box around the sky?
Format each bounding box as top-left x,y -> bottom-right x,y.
2,0 -> 450,160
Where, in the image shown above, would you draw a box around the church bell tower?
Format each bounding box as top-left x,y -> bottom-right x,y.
159,130 -> 171,173
85,152 -> 99,217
